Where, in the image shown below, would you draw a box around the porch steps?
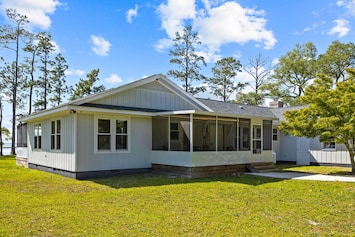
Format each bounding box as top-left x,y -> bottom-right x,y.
247,162 -> 278,173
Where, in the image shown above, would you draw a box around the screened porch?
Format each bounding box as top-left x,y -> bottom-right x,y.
152,113 -> 272,154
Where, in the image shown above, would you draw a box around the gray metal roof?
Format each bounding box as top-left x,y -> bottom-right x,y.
198,98 -> 277,119
270,105 -> 306,121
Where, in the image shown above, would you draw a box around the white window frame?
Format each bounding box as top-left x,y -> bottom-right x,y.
272,128 -> 278,141
34,123 -> 42,150
50,118 -> 62,151
252,125 -> 262,154
94,116 -> 130,153
322,140 -> 336,151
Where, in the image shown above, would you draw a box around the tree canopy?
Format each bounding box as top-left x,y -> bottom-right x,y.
279,69 -> 355,173
270,42 -> 318,105
206,57 -> 244,102
70,69 -> 105,100
167,25 -> 206,95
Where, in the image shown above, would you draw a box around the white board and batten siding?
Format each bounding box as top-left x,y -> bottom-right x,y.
28,114 -> 76,171
92,81 -> 197,111
76,113 -> 152,172
309,138 -> 350,165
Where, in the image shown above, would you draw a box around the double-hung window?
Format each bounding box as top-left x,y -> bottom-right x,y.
34,124 -> 42,149
252,125 -> 262,154
51,119 -> 61,150
116,120 -> 128,150
97,119 -> 111,150
96,117 -> 129,152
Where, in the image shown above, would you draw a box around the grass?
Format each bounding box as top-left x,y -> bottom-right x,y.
0,157 -> 354,236
277,163 -> 353,175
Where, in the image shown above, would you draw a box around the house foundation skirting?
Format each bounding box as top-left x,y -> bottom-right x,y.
28,163 -> 151,180
16,157 -> 28,168
152,163 -> 247,178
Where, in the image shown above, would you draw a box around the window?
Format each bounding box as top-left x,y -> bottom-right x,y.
116,120 -> 127,150
253,125 -> 262,154
51,119 -> 61,150
97,119 -> 111,150
193,115 -> 216,151
218,118 -> 237,151
170,123 -> 179,140
34,124 -> 42,149
96,117 -> 129,152
152,117 -> 168,150
17,123 -> 27,147
238,119 -> 250,150
272,128 -> 278,141
263,120 -> 272,150
323,139 -> 335,150
170,115 -> 190,151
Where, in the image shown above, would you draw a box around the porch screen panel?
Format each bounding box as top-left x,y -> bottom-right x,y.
263,120 -> 272,150
193,116 -> 216,151
170,115 -> 190,151
238,118 -> 250,151
17,123 -> 27,147
152,117 -> 168,150
218,118 -> 237,151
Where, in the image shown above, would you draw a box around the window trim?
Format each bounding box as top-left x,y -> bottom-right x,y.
50,118 -> 62,151
272,128 -> 278,141
252,125 -> 262,154
34,123 -> 42,150
322,140 -> 336,151
94,116 -> 130,153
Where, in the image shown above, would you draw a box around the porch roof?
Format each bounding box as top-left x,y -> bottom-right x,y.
197,98 -> 277,119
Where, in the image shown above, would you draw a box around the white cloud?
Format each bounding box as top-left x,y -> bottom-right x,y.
65,69 -> 85,76
337,0 -> 345,7
195,2 -> 276,50
0,0 -> 61,29
344,0 -> 355,16
51,40 -> 61,53
126,4 -> 138,23
104,74 -> 123,84
157,0 -> 196,38
153,38 -> 173,53
155,1 -> 276,61
327,19 -> 350,37
90,35 -> 111,56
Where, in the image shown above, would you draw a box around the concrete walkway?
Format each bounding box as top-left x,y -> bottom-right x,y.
248,172 -> 355,182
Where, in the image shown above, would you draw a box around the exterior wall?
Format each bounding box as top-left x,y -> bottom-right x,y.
275,131 -> 351,165
27,114 -> 76,171
76,113 -> 152,172
92,81 -> 196,111
192,151 -> 273,166
309,137 -> 350,165
277,133 -> 298,162
151,150 -> 272,168
151,151 -> 192,167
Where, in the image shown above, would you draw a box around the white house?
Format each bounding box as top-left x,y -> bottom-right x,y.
270,104 -> 352,166
15,74 -> 277,179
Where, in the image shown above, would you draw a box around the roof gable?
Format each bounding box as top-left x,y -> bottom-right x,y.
71,74 -> 212,112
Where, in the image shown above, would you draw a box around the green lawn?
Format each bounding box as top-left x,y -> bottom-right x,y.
1,157 -> 354,236
277,163 -> 353,175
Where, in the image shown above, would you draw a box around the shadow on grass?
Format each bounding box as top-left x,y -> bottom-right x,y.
91,173 -> 284,189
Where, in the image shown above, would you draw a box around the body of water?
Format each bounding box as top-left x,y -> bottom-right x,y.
2,143 -> 12,155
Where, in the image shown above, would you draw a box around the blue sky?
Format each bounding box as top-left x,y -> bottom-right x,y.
0,0 -> 354,129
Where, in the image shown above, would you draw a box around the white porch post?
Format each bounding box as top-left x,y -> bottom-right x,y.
190,114 -> 193,153
215,116 -> 218,151
168,116 -> 171,151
